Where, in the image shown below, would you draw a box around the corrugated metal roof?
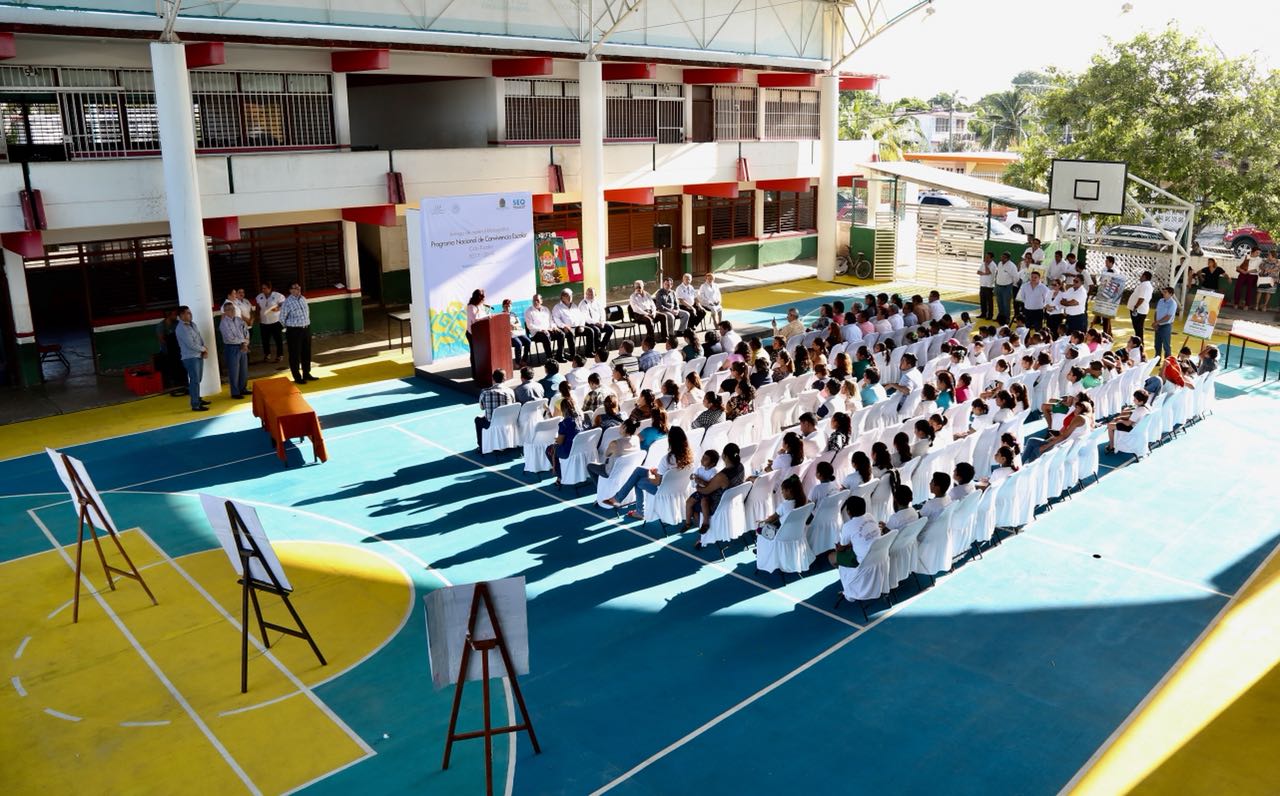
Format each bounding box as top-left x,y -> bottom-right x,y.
860,160 -> 1050,211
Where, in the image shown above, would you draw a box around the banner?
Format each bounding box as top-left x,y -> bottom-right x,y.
1093,272 -> 1127,318
1182,290 -> 1224,340
535,230 -> 583,286
420,192 -> 535,359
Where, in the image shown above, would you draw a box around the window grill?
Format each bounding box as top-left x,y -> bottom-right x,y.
763,189 -> 817,234
0,65 -> 335,159
712,86 -> 757,141
761,88 -> 819,140
703,194 -> 753,241
504,79 -> 684,143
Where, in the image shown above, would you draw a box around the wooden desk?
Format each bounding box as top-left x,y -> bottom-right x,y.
252,377 -> 299,421
1226,330 -> 1280,380
253,377 -> 326,464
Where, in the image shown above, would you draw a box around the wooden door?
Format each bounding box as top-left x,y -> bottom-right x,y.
657,198 -> 682,282
691,86 -> 713,143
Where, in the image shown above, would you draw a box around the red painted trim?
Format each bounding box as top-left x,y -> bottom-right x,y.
1,230 -> 42,258
0,32 -> 16,60
341,205 -> 397,226
839,75 -> 878,91
602,62 -> 656,81
757,73 -> 815,88
604,187 -> 654,205
756,178 -> 811,192
682,67 -> 743,85
202,216 -> 240,241
532,194 -> 555,213
331,48 -> 389,72
185,42 -> 225,68
16,331 -> 35,339
492,57 -> 552,77
683,182 -> 739,199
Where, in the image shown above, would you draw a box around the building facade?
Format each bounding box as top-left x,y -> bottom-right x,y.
0,0 -> 881,389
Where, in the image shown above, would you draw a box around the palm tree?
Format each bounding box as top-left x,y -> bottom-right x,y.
974,88 -> 1034,150
867,114 -> 923,161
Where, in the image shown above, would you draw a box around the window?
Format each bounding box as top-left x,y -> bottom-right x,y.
703,194 -> 753,242
505,79 -> 579,142
605,82 -> 684,143
607,196 -> 680,256
762,188 -> 816,235
761,88 -> 819,140
712,86 -> 757,141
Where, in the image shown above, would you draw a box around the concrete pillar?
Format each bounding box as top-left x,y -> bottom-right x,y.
578,59 -> 608,298
331,72 -> 352,147
341,219 -> 363,331
753,188 -> 766,239
680,193 -> 693,273
3,248 -> 39,386
151,41 -> 220,396
816,73 -> 839,282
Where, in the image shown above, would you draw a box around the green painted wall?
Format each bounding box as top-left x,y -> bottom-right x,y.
16,341 -> 39,387
850,227 -> 876,261
93,325 -> 157,372
607,255 -> 661,289
758,234 -> 817,266
985,238 -> 1025,262
310,295 -> 363,333
711,242 -> 758,272
383,270 -> 412,305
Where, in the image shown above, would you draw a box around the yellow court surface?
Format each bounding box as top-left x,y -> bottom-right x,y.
2,527 -> 414,795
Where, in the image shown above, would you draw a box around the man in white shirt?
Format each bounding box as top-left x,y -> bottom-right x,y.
628,280 -> 660,338
1127,270 -> 1154,345
1023,237 -> 1045,266
675,273 -> 706,329
841,318 -> 864,345
1016,270 -> 1052,331
882,484 -> 920,532
886,304 -> 904,331
950,462 -> 977,501
886,352 -> 923,408
976,252 -> 996,319
552,288 -> 593,359
524,293 -> 566,362
698,273 -> 723,323
1047,251 -> 1071,283
255,280 -> 286,363
578,286 -> 613,353
927,290 -> 946,321
994,252 -> 1020,325
919,471 -> 952,520
1060,274 -> 1089,333
716,320 -> 741,355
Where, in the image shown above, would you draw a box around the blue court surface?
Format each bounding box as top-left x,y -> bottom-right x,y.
2,340 -> 1278,794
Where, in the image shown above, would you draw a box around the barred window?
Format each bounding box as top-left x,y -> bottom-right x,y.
712,86 -> 757,141
606,196 -> 681,256
505,79 -> 579,143
706,194 -> 754,242
761,88 -> 820,140
762,188 -> 817,234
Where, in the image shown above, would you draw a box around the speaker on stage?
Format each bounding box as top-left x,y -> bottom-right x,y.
652,224 -> 673,250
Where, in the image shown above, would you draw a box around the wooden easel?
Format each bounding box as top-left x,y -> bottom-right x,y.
63,453 -> 157,623
441,582 -> 541,795
223,501 -> 326,693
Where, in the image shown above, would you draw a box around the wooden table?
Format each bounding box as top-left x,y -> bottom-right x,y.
252,377 -> 299,420
252,377 -> 326,464
386,310 -> 412,353
1225,330 -> 1280,380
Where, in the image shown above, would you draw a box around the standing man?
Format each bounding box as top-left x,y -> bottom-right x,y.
1016,270 -> 1051,331
1047,250 -> 1070,283
475,369 -> 515,449
994,252 -> 1020,325
1153,286 -> 1178,360
524,293 -> 564,362
219,301 -> 251,399
281,282 -> 318,384
1023,237 -> 1045,267
628,280 -> 660,337
256,281 -> 286,363
175,305 -> 210,412
551,288 -> 593,358
1059,274 -> 1090,334
1094,256 -> 1118,336
1127,271 -> 1154,345
976,252 -> 995,319
654,277 -> 689,334
675,273 -> 706,329
578,286 -> 613,353
698,272 -> 723,324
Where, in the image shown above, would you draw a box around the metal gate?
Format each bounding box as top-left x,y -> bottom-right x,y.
908,204 -> 986,290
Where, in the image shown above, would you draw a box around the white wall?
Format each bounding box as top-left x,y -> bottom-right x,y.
348,78 -> 493,149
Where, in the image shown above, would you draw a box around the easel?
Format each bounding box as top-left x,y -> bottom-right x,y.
441,582 -> 541,795
223,501 -> 326,693
63,453 -> 157,623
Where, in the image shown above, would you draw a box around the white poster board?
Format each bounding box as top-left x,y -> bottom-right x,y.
197,493 -> 292,592
1093,272 -> 1128,318
1183,290 -> 1225,340
46,448 -> 120,533
413,192 -> 536,364
424,577 -> 529,690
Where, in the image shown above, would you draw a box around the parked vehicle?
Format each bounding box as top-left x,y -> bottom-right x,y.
1003,210 -> 1034,235
1099,224 -> 1174,252
918,192 -> 971,208
1223,225 -> 1275,258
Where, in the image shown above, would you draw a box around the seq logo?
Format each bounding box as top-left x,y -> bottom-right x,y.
508,195 -> 527,210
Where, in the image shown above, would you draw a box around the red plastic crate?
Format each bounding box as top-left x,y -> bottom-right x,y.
124,364 -> 164,396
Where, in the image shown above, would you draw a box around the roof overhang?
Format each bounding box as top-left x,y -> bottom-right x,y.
858,160 -> 1050,212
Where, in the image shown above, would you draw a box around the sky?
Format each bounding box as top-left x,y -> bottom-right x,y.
848,0 -> 1278,102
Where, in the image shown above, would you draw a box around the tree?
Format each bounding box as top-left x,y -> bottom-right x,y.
838,91 -> 923,160
893,96 -> 930,113
1012,27 -> 1280,231
1011,70 -> 1050,91
971,88 -> 1035,150
866,113 -> 923,161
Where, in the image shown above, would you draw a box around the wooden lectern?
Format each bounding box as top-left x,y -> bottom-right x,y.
471,313 -> 512,386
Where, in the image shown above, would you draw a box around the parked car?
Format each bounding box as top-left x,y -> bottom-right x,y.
1100,224 -> 1174,252
918,192 -> 971,208
926,214 -> 1024,259
1003,210 -> 1034,235
1223,225 -> 1275,258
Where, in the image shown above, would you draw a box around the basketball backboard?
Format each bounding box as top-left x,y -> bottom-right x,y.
1049,159 -> 1127,216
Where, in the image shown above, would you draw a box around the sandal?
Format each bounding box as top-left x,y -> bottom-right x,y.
626,510 -> 643,520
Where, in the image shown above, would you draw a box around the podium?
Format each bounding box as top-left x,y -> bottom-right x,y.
471,314 -> 512,386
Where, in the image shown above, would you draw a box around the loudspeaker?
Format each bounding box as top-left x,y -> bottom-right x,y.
652,224 -> 673,250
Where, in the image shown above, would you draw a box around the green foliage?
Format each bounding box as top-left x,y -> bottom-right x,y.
970,88 -> 1035,150
838,91 -> 924,160
1013,27 -> 1280,230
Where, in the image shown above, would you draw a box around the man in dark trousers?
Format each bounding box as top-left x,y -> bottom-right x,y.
280,282 -> 319,385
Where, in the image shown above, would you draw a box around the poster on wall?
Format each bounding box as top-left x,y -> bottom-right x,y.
1182,290 -> 1224,340
535,231 -> 583,287
1093,272 -> 1128,318
419,192 -> 535,360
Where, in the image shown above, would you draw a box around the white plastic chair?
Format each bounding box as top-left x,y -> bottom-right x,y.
643,436 -> 670,469
524,417 -> 559,474
701,352 -> 728,378
682,357 -> 706,380
911,448 -> 951,505
516,399 -> 549,446
886,516 -> 927,590
594,450 -> 646,508
838,527 -> 899,617
701,481 -> 753,554
806,491 -> 847,556
1115,411 -> 1154,460
972,480 -> 1004,546
700,421 -> 732,458
755,503 -> 815,579
481,403 -> 522,455
558,427 -> 601,490
914,501 -> 959,581
744,470 -> 783,530
1074,427 -> 1106,490
947,489 -> 985,553
728,412 -> 760,445
643,467 -> 693,533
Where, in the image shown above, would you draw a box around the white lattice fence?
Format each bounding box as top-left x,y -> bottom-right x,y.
1084,246 -> 1174,289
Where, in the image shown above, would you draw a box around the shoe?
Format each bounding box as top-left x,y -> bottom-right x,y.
192,405 -> 209,412
199,399 -> 211,406
305,375 -> 320,381
294,379 -> 306,385
242,389 -> 253,395
231,394 -> 245,400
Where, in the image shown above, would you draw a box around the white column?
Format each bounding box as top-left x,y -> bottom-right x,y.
151,41 -> 220,396
753,189 -> 765,239
680,193 -> 693,273
405,208 -> 433,368
341,219 -> 363,331
3,248 -> 32,337
578,59 -> 608,297
331,72 -> 352,146
816,73 -> 839,281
